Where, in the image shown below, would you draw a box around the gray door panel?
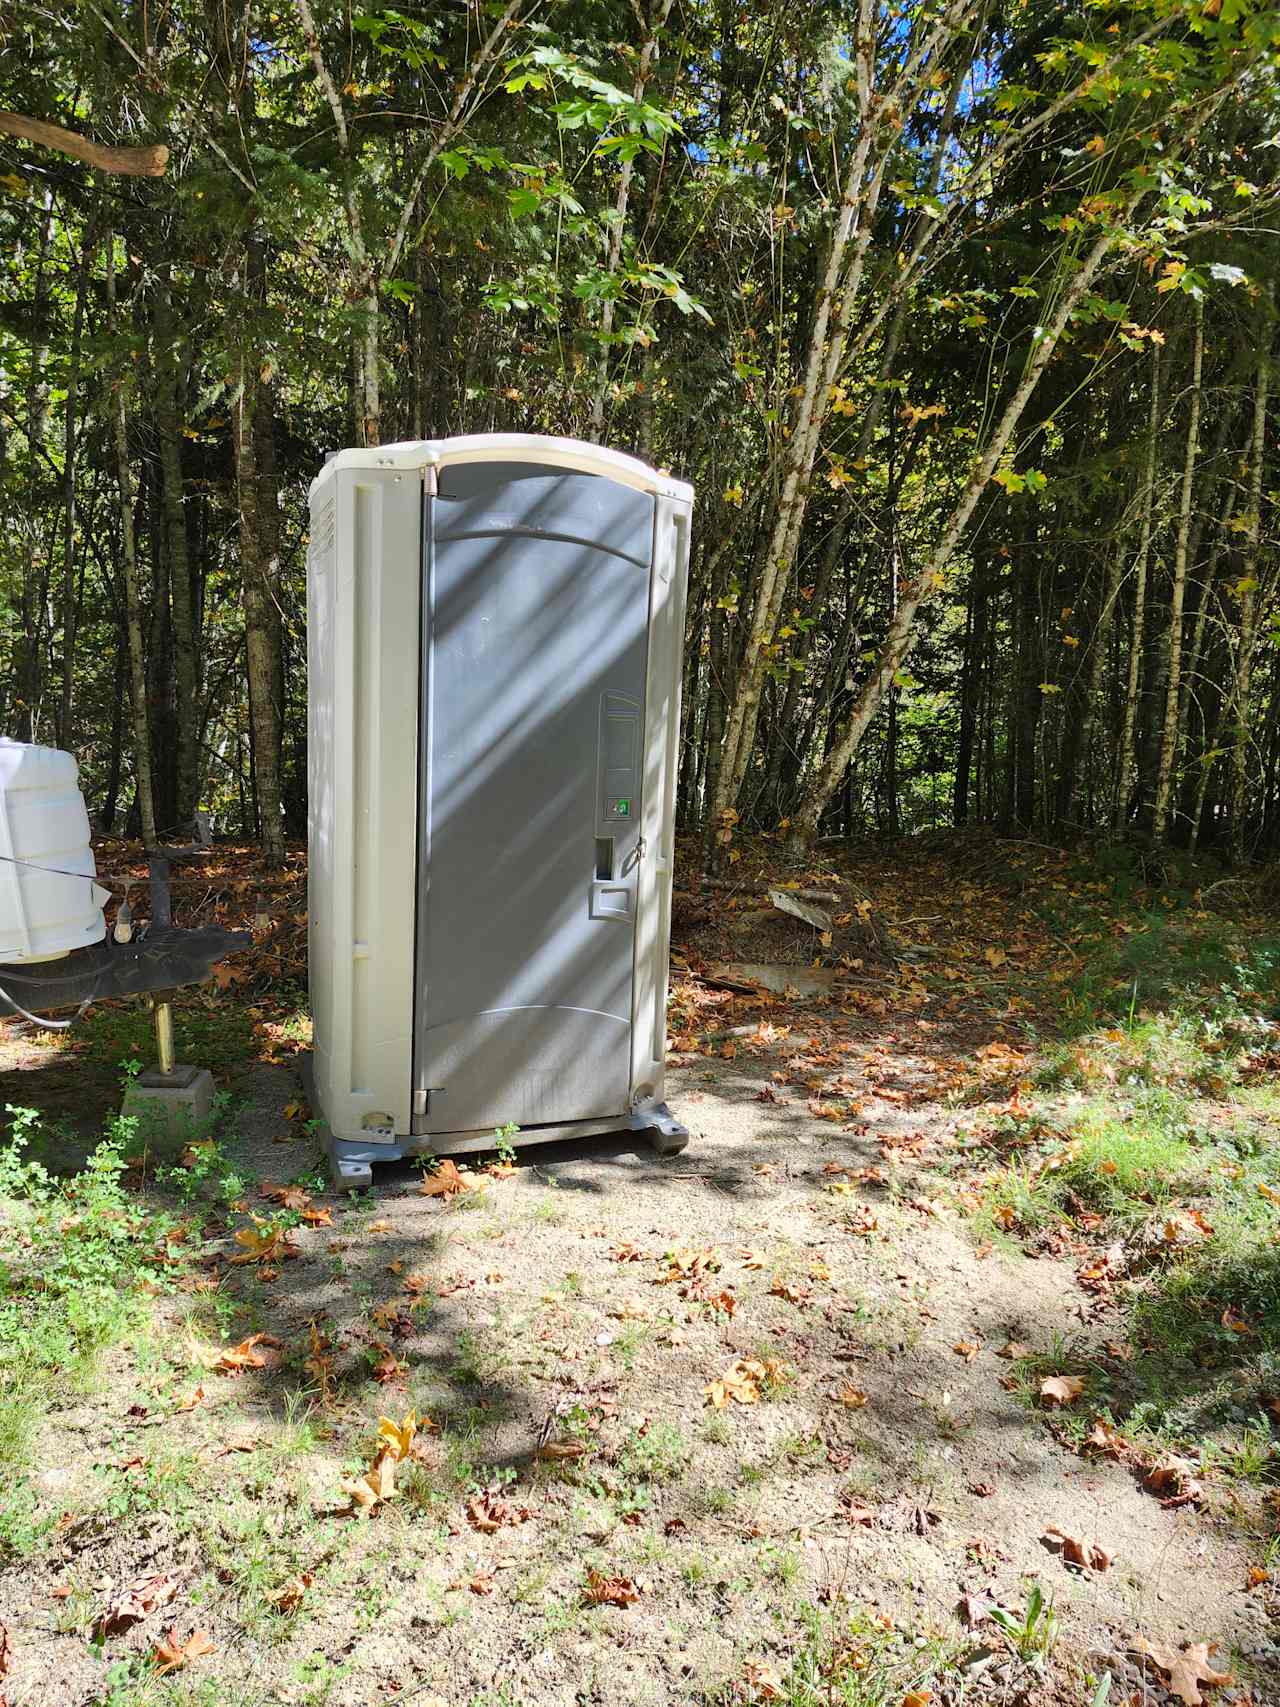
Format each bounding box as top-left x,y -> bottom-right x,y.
414,470 -> 653,1133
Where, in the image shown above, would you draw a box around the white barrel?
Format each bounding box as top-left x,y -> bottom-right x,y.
0,740 -> 110,963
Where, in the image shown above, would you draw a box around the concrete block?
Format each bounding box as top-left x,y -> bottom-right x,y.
121,1064 -> 215,1144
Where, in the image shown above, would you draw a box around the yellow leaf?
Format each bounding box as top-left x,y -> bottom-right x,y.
377,1411 -> 417,1461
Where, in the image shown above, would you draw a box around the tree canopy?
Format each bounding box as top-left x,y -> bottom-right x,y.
2,0 -> 1278,862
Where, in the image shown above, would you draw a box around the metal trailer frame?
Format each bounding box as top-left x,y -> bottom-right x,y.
305,435 -> 693,1190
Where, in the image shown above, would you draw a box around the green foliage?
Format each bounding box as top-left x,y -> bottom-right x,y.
0,1105 -> 188,1557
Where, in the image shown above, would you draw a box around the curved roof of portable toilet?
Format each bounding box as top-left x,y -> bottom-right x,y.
309,433 -> 694,507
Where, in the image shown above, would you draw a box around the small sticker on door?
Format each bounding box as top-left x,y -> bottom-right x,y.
608,797 -> 632,819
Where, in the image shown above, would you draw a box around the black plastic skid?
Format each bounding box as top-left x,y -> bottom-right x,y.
0,925 -> 251,1018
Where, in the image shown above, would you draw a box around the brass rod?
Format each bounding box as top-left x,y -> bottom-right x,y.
154,999 -> 176,1076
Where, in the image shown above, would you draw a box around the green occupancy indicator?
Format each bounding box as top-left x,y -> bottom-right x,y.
612,798 -> 631,817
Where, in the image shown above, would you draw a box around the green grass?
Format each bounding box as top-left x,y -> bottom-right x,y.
971,1082 -> 1280,1471
707,1605 -> 959,1706
74,995 -> 257,1074
0,1104 -> 194,1558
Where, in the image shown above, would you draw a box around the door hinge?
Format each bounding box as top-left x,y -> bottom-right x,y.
413,1086 -> 444,1117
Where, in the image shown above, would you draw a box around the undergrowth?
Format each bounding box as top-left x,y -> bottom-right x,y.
0,1104 -> 199,1560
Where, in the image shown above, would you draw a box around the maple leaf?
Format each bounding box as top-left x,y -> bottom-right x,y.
343,1448 -> 398,1514
466,1489 -> 533,1532
537,1438 -> 591,1462
1042,1525 -> 1112,1573
1085,1419 -> 1128,1458
836,1385 -> 867,1409
1143,1457 -> 1203,1507
418,1159 -> 472,1197
259,1181 -> 311,1210
191,1332 -> 284,1375
376,1411 -> 417,1461
93,1573 -> 179,1638
228,1217 -> 294,1265
468,1572 -> 495,1595
265,1572 -> 313,1612
153,1628 -> 215,1675
1039,1374 -> 1084,1406
1135,1640 -> 1232,1706
583,1569 -> 639,1608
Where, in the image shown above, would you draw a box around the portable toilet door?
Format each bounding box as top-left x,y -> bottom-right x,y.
306,435 -> 693,1189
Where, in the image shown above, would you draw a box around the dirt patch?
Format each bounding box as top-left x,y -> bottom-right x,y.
1,1035 -> 1273,1707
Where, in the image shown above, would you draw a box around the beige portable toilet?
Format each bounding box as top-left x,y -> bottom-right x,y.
305,435 -> 693,1188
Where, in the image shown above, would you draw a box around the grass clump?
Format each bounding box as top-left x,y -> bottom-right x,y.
713,1605 -> 957,1706
0,1104 -> 189,1557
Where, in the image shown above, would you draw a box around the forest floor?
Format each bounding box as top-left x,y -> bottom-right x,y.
1,832 -> 1279,1707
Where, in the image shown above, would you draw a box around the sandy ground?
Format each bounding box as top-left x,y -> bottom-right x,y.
2,1027 -> 1275,1707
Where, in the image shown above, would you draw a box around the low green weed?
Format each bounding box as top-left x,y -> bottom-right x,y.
0,1104 -> 191,1559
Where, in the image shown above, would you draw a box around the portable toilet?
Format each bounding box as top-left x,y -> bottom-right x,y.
306,435 -> 693,1188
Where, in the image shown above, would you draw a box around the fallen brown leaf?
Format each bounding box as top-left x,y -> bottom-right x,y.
536,1439 -> 591,1462
1039,1374 -> 1084,1406
153,1628 -> 215,1676
93,1573 -> 179,1638
1042,1525 -> 1112,1573
466,1490 -> 533,1532
418,1159 -> 472,1198
583,1569 -> 639,1607
265,1572 -> 313,1613
1135,1639 -> 1232,1706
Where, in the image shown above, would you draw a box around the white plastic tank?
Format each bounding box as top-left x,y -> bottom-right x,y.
0,740 -> 110,964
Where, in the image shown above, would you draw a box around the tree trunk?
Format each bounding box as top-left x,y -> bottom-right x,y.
1152,296 -> 1205,842
234,339 -> 286,868
152,269 -> 201,825
56,207 -> 97,747
790,212 -> 1135,845
106,232 -> 158,847
1114,342 -> 1161,832
589,0 -> 676,434
1228,313 -> 1272,861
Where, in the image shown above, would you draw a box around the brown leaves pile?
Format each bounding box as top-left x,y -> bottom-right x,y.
1134,1640 -> 1232,1706
466,1488 -> 533,1533
94,1572 -> 179,1638
704,1357 -> 787,1408
583,1569 -> 639,1608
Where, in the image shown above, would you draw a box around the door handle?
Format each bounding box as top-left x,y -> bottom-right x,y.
590,838 -> 633,920
590,879 -> 632,920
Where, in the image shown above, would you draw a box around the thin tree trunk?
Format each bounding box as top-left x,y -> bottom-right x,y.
234,335 -> 285,868
791,213 -> 1135,844
589,0 -> 676,434
1114,342 -> 1162,832
106,231 -> 157,847
56,208 -> 97,747
1228,312 -> 1272,860
153,268 -> 201,825
1152,296 -> 1205,841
